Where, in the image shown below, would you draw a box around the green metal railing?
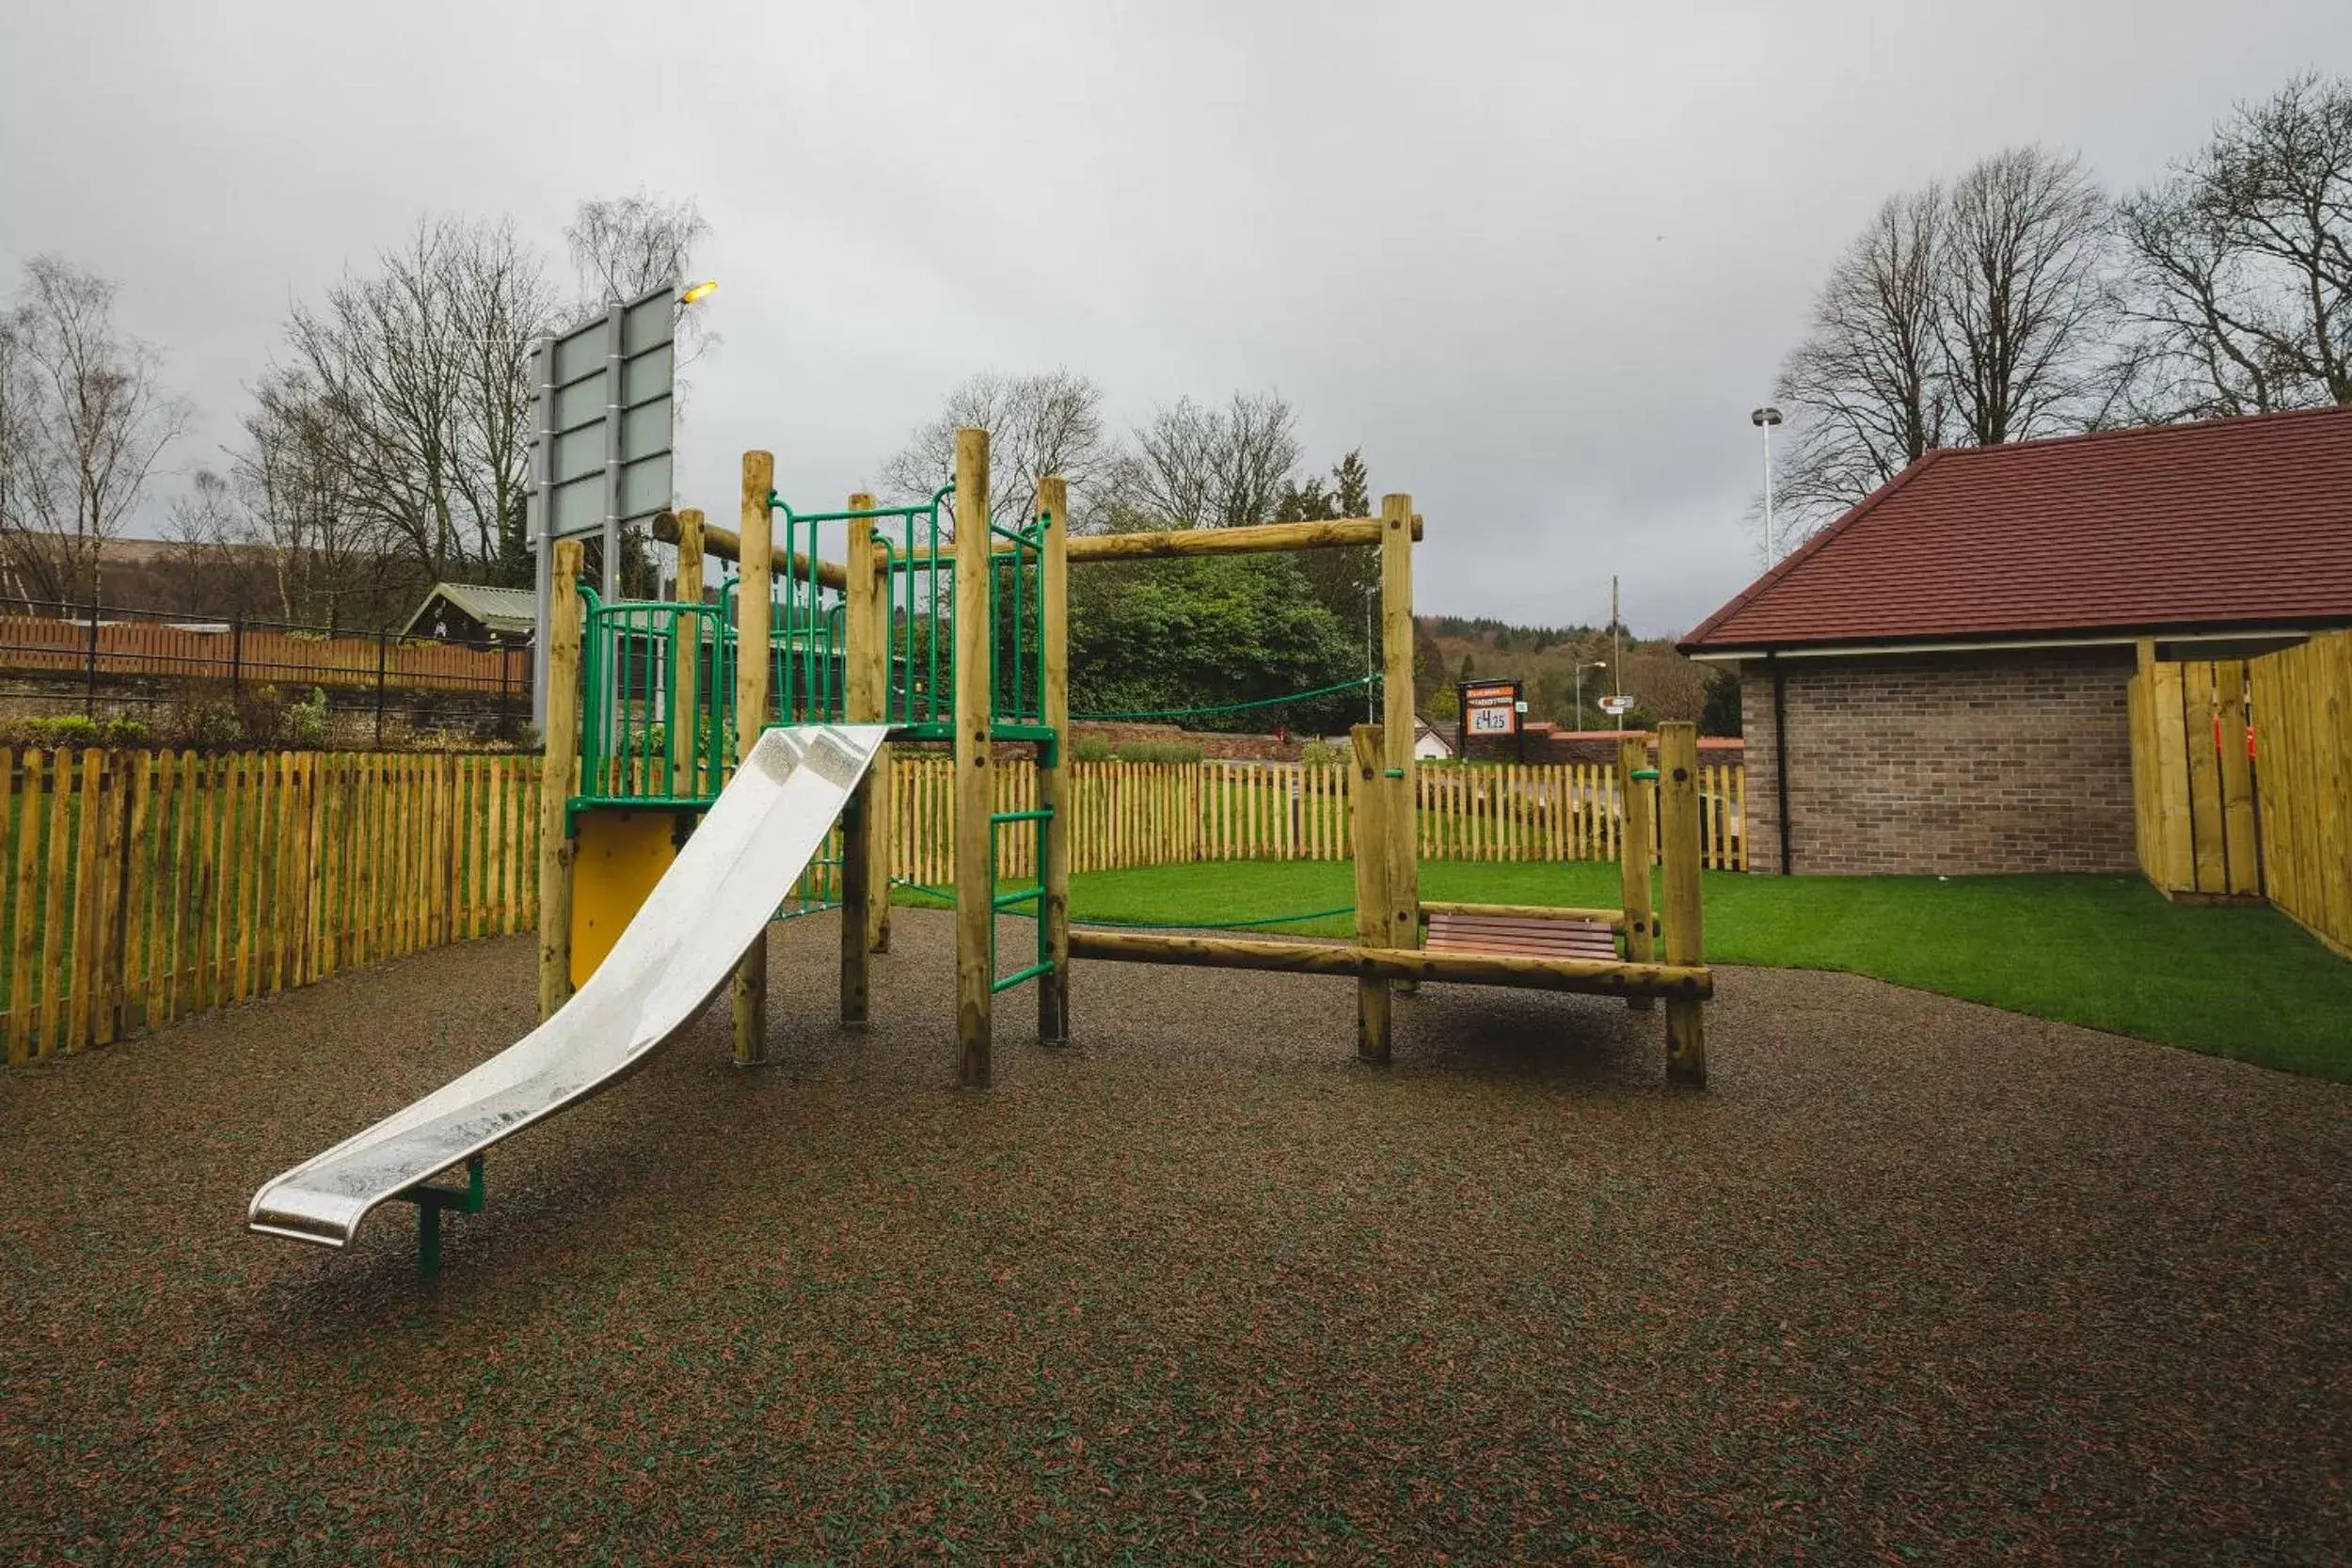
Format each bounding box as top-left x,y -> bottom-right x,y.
568,490 -> 1059,979
577,587 -> 732,809
987,796 -> 1054,993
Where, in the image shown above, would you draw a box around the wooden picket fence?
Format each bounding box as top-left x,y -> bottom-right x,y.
2248,629 -> 2352,957
1,748 -> 539,1065
2127,656 -> 2261,899
887,755 -> 1747,885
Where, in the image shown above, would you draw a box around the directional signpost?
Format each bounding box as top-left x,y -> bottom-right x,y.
1599,692 -> 1635,732
528,284 -> 678,722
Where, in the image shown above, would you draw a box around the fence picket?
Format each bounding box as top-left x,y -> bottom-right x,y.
8,752 -> 37,1065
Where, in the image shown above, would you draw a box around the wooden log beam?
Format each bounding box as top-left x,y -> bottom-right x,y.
732,454 -> 773,1068
653,507 -> 850,594
1038,474 -> 1072,1045
1349,723 -> 1391,1063
839,492 -> 878,1027
1658,721 -> 1707,1085
1419,899 -> 1629,929
536,537 -> 584,1022
1616,732 -> 1657,1012
668,508 -> 706,800
1068,928 -> 1712,999
952,428 -> 993,1087
1379,494 -> 1419,974
993,515 -> 1423,565
848,491 -> 894,958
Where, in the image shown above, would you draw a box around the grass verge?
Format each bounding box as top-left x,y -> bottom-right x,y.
902,861 -> 2352,1080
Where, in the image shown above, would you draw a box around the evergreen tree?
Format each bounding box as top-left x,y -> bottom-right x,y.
1330,449 -> 1371,516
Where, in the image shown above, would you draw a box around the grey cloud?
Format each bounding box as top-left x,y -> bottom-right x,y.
3,0 -> 2344,635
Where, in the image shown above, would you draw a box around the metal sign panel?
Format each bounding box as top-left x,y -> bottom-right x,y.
528,284 -> 682,724
527,285 -> 676,544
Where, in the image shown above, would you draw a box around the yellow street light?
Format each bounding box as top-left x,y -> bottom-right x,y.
679,279 -> 720,306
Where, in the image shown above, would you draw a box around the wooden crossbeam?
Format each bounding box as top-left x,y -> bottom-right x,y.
1068,928 -> 1710,999
653,509 -> 850,594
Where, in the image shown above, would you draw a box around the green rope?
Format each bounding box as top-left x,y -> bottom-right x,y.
1073,904 -> 1355,931
1073,673 -> 1377,723
887,879 -> 1351,932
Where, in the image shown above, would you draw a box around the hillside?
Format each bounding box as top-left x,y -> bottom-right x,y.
1417,614 -> 1736,735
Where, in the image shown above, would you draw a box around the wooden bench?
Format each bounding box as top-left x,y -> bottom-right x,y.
1422,910 -> 1622,963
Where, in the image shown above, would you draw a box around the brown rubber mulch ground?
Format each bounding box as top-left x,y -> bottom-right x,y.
4,911 -> 2346,1563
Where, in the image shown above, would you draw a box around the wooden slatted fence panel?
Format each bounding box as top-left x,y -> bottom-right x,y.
2249,629 -> 2352,958
0,748 -> 540,1063
0,614 -> 524,696
883,754 -> 1746,888
2128,656 -> 2260,899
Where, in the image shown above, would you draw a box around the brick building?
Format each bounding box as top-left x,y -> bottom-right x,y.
1681,407 -> 2352,875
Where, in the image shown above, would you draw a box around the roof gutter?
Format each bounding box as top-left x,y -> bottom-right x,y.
1685,625 -> 2330,663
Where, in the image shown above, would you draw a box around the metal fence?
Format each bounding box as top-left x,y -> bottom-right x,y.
0,600 -> 531,745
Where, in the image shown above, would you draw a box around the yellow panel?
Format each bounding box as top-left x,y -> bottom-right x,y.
569,808 -> 683,990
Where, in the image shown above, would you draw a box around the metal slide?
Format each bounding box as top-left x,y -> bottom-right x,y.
248,724 -> 890,1250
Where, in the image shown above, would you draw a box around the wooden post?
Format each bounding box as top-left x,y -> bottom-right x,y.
536,538 -> 584,1022
1616,732 -> 1657,1013
732,452 -> 774,1067
669,507 -> 706,800
1378,494 -> 1418,968
857,493 -> 895,958
1037,474 -> 1072,1044
1350,723 -> 1391,1063
840,492 -> 881,1026
952,428 -> 993,1086
1657,721 -> 1706,1086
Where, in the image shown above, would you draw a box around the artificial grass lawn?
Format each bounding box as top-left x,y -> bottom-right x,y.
914,862 -> 2352,1081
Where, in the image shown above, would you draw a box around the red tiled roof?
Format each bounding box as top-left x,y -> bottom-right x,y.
1682,405 -> 2352,650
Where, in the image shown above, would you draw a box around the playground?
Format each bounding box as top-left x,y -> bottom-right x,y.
7,910 -> 2348,1560
5,419 -> 2347,1560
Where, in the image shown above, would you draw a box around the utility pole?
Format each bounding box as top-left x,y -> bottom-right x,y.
1611,575 -> 1622,702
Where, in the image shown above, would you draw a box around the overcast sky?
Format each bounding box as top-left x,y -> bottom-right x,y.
2,1 -> 2344,635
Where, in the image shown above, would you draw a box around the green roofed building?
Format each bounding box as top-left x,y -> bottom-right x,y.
400,583 -> 538,649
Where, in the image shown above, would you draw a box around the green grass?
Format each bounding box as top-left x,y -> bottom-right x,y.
908,861 -> 2352,1081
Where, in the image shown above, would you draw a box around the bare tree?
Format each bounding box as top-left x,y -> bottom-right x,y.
1110,390 -> 1302,531
1772,187 -> 1951,531
278,217 -> 556,590
0,257 -> 188,606
161,468 -> 239,616
879,369 -> 1113,525
1937,146 -> 2119,446
1770,147 -> 2120,544
230,367 -> 392,624
566,188 -> 717,375
566,189 -> 711,305
2118,73 -> 2352,418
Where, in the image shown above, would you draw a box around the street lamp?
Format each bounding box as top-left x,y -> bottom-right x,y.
1574,659 -> 1606,729
679,278 -> 720,307
1752,405 -> 1783,566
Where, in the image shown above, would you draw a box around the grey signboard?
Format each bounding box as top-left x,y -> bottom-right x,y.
528,284 -> 678,721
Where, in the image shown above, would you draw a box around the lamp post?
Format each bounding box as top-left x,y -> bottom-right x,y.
1574,659 -> 1606,729
1751,405 -> 1783,566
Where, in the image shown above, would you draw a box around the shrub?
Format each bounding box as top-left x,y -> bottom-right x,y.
1299,738 -> 1340,767
8,716 -> 102,749
1072,735 -> 1117,764
1118,738 -> 1203,765
233,685 -> 289,748
286,687 -> 329,749
158,683 -> 245,750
